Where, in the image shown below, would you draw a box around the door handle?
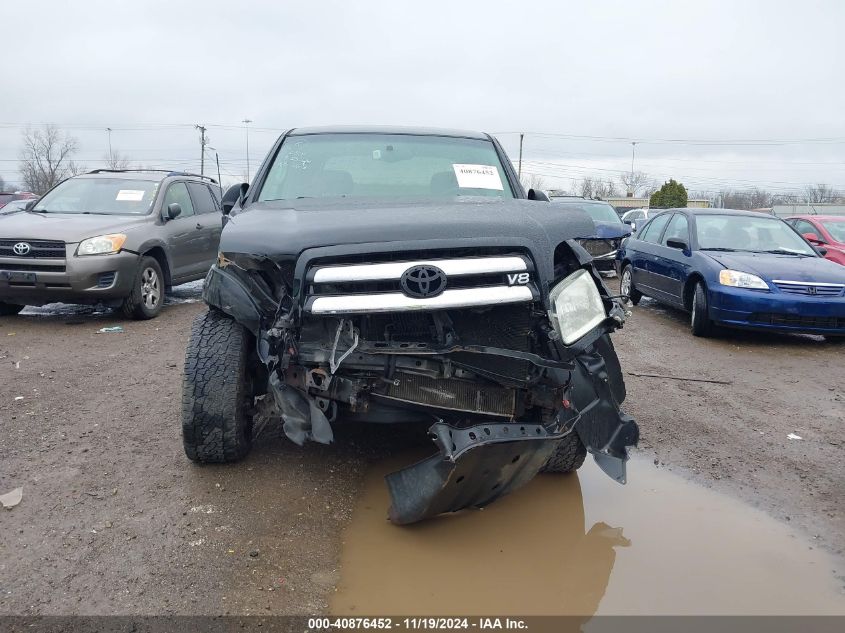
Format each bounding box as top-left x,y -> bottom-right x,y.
195,223 -> 202,230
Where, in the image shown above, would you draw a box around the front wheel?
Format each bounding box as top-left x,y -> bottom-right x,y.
0,302 -> 24,316
540,432 -> 587,474
620,265 -> 641,306
122,256 -> 164,319
181,309 -> 254,463
690,281 -> 715,337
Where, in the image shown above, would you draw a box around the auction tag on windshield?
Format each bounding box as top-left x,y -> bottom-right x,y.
452,164 -> 504,190
116,190 -> 145,202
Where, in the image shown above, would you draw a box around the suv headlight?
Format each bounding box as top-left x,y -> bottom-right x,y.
77,233 -> 127,256
719,269 -> 769,290
548,269 -> 607,345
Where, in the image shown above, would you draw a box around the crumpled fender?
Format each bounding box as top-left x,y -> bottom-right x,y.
202,265 -> 264,335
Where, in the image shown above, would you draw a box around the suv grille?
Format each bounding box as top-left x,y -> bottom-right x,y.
578,239 -> 617,258
772,280 -> 844,297
303,253 -> 536,314
0,239 -> 66,259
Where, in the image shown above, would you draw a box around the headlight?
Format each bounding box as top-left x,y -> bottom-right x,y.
548,269 -> 607,345
77,233 -> 127,256
718,269 -> 769,290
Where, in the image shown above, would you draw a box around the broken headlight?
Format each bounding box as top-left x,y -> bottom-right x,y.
548,269 -> 607,345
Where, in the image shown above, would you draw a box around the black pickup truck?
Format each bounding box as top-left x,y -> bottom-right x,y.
180,126 -> 638,524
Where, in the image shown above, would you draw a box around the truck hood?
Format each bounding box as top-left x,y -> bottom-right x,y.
223,198 -> 596,283
705,251 -> 845,284
0,211 -> 150,243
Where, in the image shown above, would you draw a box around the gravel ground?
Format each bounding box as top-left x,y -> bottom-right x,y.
0,286 -> 842,614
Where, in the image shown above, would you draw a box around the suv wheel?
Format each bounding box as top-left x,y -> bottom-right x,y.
122,256 -> 164,319
181,309 -> 254,463
540,432 -> 587,474
690,281 -> 715,337
620,265 -> 642,306
0,302 -> 24,316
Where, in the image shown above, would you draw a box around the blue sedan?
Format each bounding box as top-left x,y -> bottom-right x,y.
616,208 -> 845,339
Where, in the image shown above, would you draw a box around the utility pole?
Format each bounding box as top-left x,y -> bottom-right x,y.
629,141 -> 637,195
106,128 -> 113,166
196,125 -> 208,176
518,133 -> 524,180
242,118 -> 253,182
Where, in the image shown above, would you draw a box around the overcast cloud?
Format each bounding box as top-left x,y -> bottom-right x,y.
3,0 -> 844,195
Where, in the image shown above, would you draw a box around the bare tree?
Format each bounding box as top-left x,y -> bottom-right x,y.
593,179 -> 618,199
0,174 -> 6,192
521,174 -> 547,192
19,125 -> 80,193
619,170 -> 650,196
578,177 -> 595,198
803,183 -> 837,203
104,150 -> 131,170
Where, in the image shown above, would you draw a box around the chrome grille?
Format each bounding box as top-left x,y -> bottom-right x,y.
772,280 -> 844,297
305,254 -> 535,314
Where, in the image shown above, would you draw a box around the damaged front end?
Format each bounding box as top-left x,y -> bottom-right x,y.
204,240 -> 638,524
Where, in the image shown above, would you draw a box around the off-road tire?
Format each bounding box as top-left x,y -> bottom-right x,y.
0,302 -> 24,316
121,256 -> 165,320
181,309 -> 254,463
620,265 -> 642,306
690,281 -> 715,337
540,432 -> 587,474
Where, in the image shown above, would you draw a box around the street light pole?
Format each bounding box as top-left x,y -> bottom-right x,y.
242,119 -> 253,181
106,127 -> 113,166
518,133 -> 524,180
196,125 -> 208,176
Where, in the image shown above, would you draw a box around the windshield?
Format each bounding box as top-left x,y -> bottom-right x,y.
820,219 -> 845,242
696,214 -> 816,255
573,203 -> 624,225
33,178 -> 159,215
257,133 -> 514,202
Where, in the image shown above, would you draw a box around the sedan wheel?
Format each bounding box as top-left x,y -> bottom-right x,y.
690,281 -> 714,337
620,265 -> 642,306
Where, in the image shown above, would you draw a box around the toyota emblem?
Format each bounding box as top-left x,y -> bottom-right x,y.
400,265 -> 447,298
13,242 -> 31,256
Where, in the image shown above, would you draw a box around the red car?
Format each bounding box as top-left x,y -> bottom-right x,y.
785,215 -> 845,266
0,191 -> 37,210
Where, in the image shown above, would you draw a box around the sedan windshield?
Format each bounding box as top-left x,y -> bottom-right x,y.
696,214 -> 816,255
820,219 -> 845,242
33,178 -> 159,215
567,202 -> 623,225
257,133 -> 514,201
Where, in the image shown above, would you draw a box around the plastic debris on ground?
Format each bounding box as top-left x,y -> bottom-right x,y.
0,487 -> 23,509
97,326 -> 124,334
787,433 -> 803,440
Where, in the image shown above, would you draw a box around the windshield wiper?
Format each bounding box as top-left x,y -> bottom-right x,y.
700,247 -> 738,252
751,249 -> 813,257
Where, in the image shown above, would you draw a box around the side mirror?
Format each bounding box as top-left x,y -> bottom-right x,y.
527,188 -> 550,202
666,238 -> 689,252
24,199 -> 37,211
166,203 -> 182,220
818,247 -> 828,256
623,219 -> 633,225
802,232 -> 823,244
222,183 -> 249,215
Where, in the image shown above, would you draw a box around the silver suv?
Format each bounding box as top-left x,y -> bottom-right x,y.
0,169 -> 223,318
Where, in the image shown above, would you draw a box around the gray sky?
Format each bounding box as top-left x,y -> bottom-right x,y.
3,0 -> 844,196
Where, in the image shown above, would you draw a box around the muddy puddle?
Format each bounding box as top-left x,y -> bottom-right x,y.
332,454 -> 845,616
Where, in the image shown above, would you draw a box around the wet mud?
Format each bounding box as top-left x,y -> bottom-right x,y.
332,455 -> 845,616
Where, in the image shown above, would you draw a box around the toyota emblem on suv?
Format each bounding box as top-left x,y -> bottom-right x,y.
400,264 -> 447,298
13,242 -> 32,256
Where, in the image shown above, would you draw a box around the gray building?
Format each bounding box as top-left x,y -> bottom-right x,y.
772,203 -> 845,218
